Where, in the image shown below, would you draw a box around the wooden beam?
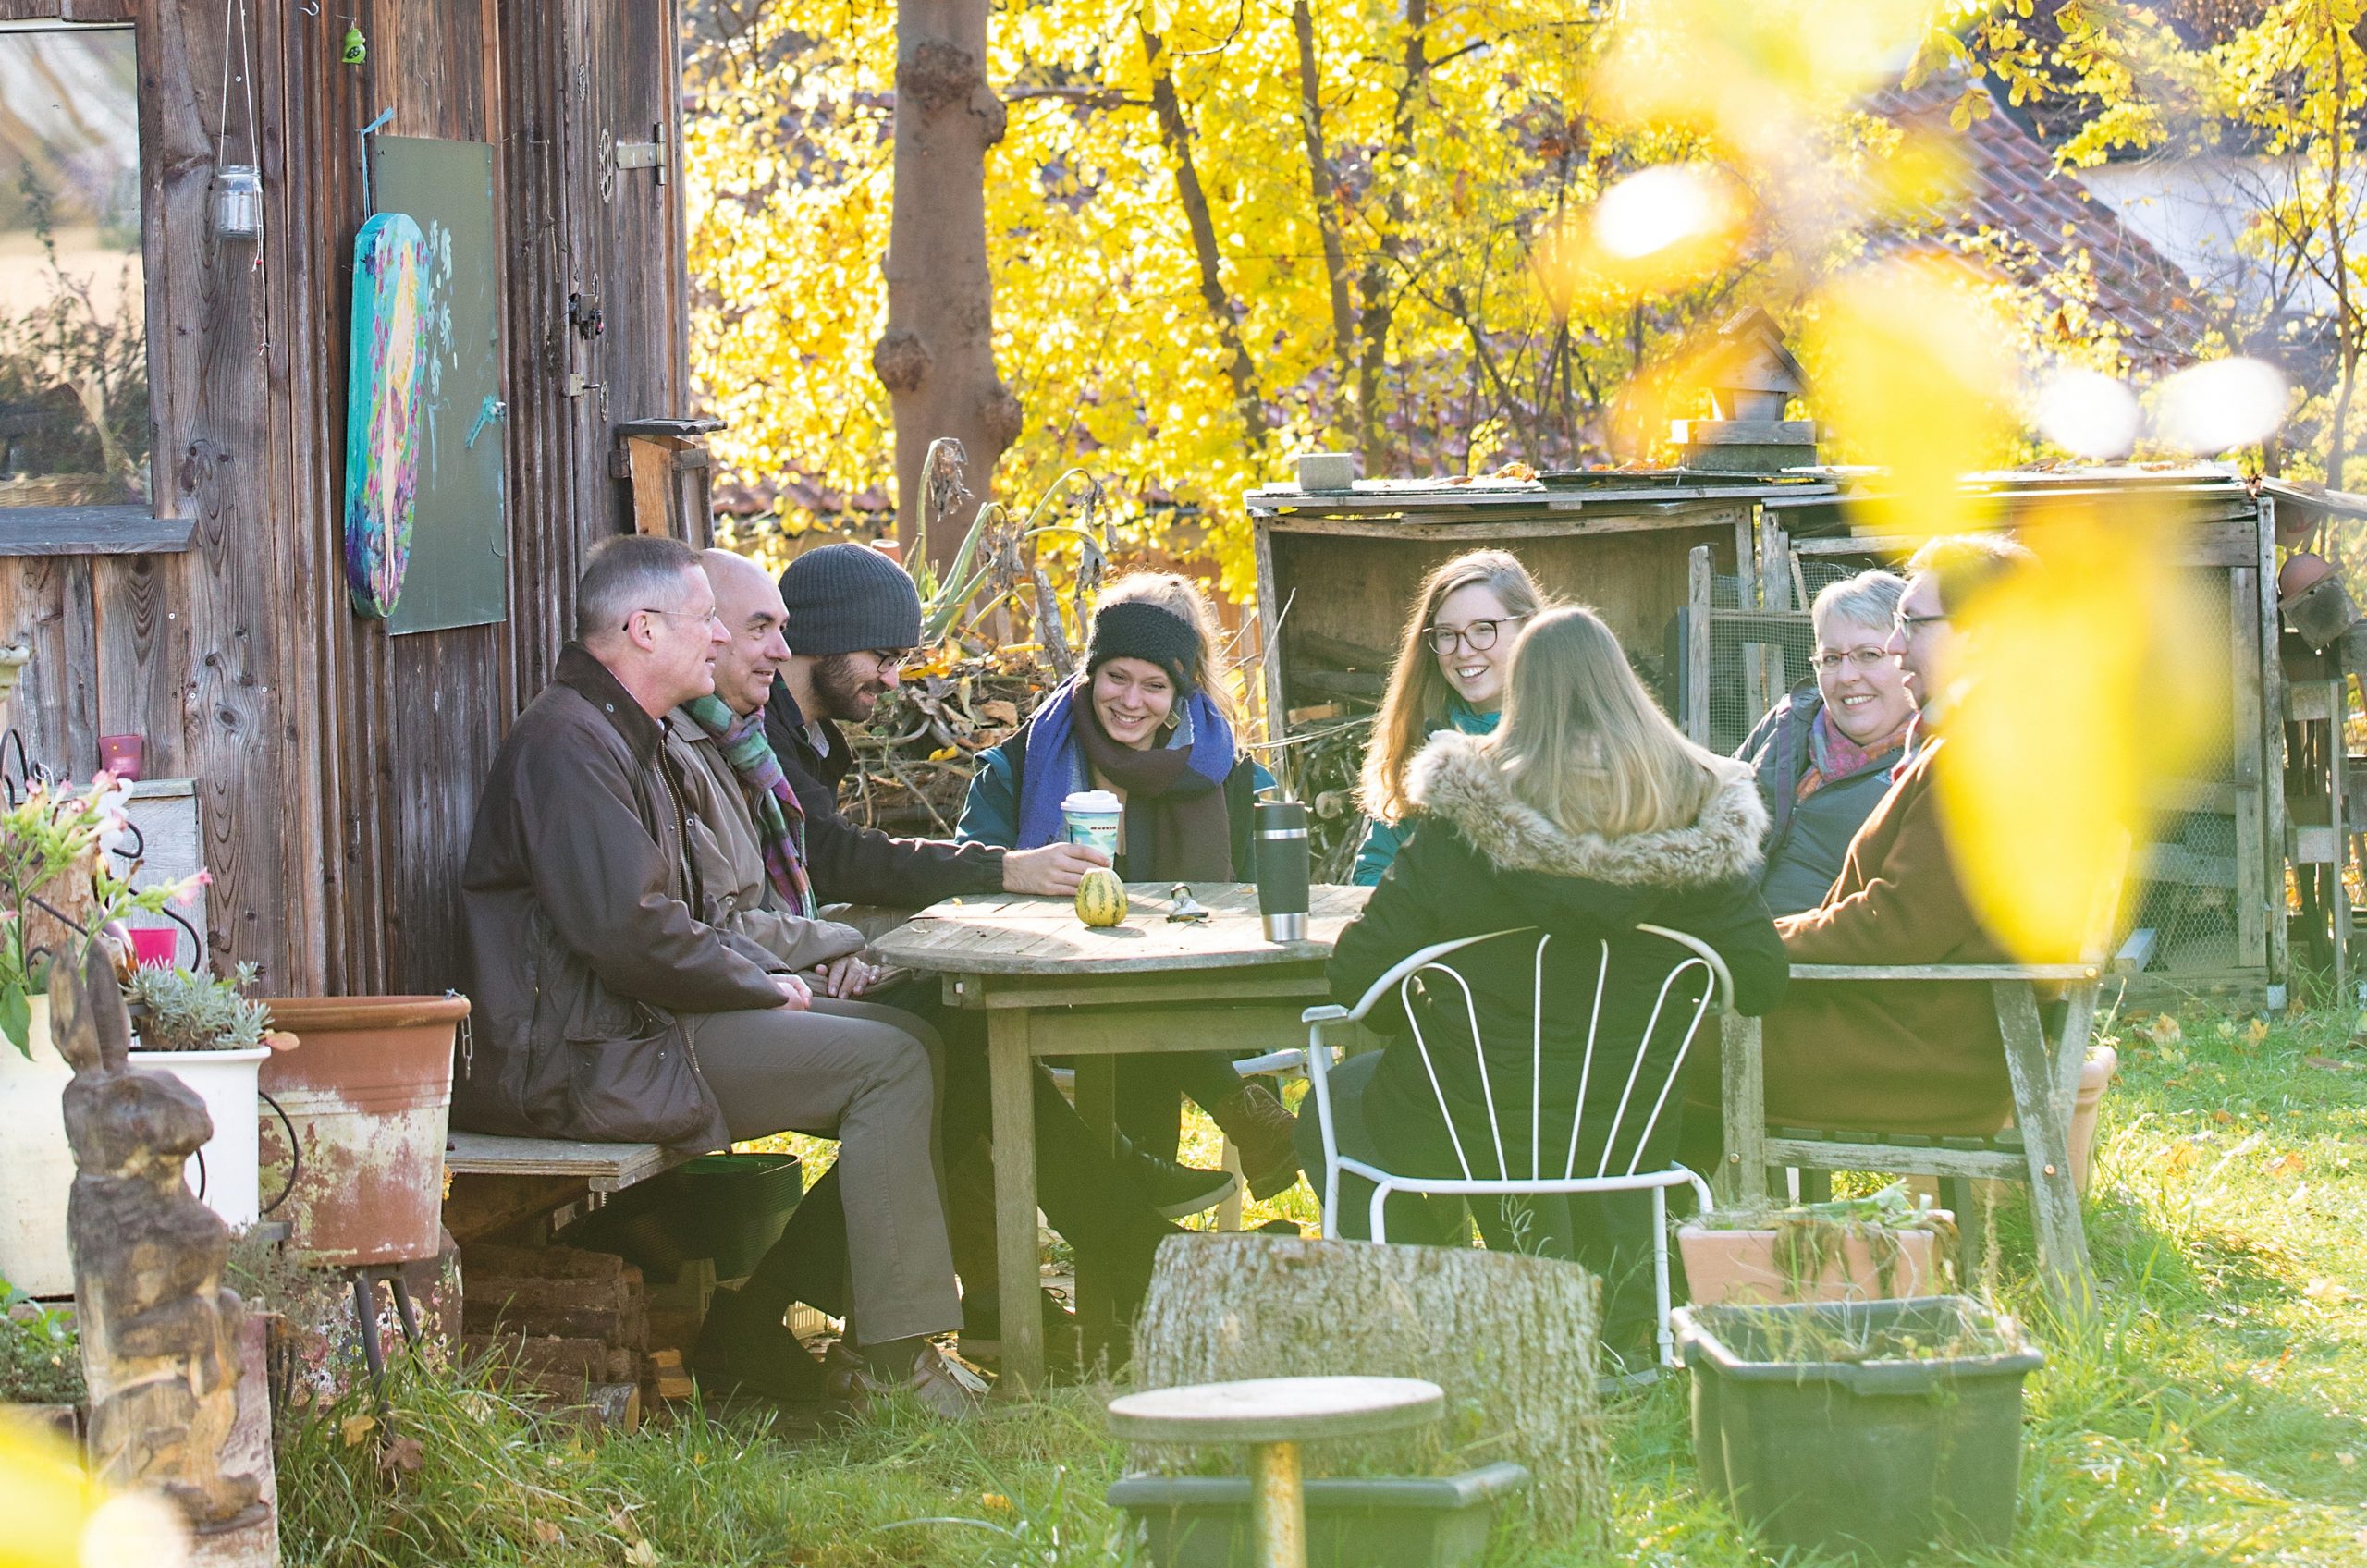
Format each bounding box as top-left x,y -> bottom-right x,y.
0,508 -> 193,556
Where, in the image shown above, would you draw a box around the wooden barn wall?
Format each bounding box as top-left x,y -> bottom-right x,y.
0,0 -> 694,997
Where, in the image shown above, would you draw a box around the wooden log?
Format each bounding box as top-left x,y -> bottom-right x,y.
462,1332 -> 638,1383
443,1173 -> 588,1245
1131,1234 -> 1605,1539
1287,629 -> 1395,671
646,1346 -> 694,1403
1293,668 -> 1387,702
460,1243 -> 626,1282
464,1272 -> 644,1347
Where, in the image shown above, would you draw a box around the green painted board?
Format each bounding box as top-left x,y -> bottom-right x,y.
368,136 -> 509,634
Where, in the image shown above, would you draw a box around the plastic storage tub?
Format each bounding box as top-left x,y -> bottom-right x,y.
1107,1462 -> 1530,1568
1673,1296 -> 2043,1562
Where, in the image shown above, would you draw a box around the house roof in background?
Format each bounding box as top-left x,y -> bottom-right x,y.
1871,76 -> 2213,371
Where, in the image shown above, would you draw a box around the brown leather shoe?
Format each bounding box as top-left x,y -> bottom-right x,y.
1210,1081 -> 1303,1201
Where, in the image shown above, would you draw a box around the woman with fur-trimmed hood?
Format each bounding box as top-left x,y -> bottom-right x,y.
1298,606 -> 1787,1361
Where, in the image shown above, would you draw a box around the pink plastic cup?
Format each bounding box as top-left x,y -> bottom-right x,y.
127,926 -> 179,968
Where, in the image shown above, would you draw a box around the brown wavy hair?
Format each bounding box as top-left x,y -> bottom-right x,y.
1358,549 -> 1549,825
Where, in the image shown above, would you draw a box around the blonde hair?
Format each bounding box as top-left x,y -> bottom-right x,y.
1360,550 -> 1548,824
1489,606 -> 1726,840
1094,571 -> 1242,731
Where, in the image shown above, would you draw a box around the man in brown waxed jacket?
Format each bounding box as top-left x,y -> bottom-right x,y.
453,535 -> 976,1415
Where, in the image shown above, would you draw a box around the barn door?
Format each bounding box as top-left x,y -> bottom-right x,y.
554,0 -> 693,537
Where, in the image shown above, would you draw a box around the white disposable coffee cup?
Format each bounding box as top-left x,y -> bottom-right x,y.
1061,790 -> 1123,857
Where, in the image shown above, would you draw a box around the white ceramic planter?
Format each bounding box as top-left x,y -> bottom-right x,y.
0,1011 -> 270,1298
134,1046 -> 272,1230
0,999 -> 74,1296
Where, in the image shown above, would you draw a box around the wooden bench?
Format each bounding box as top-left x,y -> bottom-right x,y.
441,1132 -> 696,1245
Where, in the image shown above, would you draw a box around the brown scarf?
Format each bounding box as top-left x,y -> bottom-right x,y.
1073,705 -> 1236,881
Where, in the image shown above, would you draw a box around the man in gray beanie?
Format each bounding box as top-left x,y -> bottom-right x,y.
763,542 -> 1106,904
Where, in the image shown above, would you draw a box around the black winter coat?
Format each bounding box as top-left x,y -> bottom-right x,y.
760,685 -> 1007,907
1330,732 -> 1789,1182
1735,689 -> 1904,917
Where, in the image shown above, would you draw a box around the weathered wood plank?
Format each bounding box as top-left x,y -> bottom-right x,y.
444,1132 -> 693,1193
0,508 -> 192,556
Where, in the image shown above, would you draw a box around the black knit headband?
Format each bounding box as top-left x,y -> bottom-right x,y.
1085,599 -> 1201,687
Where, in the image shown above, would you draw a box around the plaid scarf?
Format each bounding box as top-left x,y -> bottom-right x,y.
685,694 -> 817,920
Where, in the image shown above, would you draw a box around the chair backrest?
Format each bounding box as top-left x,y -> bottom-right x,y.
1342,924 -> 1734,1184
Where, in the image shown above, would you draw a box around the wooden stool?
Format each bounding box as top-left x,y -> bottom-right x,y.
1108,1375 -> 1444,1568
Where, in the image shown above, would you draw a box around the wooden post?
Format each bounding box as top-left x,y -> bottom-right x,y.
2230,568 -> 2268,970
1686,545 -> 1712,747
2260,496 -> 2291,990
1993,980 -> 2095,1316
1719,1011 -> 1769,1205
987,1009 -> 1044,1392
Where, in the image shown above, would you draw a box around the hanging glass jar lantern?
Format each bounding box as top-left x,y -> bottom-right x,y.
213,165 -> 263,241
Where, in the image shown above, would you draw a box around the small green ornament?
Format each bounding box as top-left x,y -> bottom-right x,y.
341,26 -> 367,65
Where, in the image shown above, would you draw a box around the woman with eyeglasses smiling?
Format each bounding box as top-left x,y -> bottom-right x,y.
1734,569 -> 1917,915
1351,550 -> 1551,886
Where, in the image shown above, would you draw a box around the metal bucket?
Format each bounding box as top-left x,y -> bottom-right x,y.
258,996 -> 467,1267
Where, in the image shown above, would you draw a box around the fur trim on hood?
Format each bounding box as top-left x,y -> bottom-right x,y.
1405,729 -> 1767,887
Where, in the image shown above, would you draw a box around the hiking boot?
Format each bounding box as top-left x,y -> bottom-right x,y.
1119,1141 -> 1239,1219
688,1285 -> 827,1403
827,1339 -> 989,1421
1210,1081 -> 1303,1201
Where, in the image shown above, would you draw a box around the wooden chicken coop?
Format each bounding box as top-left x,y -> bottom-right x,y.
1252,465 -> 2353,1003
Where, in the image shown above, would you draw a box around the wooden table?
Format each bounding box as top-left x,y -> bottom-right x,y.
875,882 -> 1372,1391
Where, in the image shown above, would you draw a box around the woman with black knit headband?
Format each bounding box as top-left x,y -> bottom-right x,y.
958,574 -> 1302,1208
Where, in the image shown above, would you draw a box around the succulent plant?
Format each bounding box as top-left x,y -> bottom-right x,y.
123,961 -> 273,1052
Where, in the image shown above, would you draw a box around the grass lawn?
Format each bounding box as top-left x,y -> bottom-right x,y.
282,1002 -> 2367,1566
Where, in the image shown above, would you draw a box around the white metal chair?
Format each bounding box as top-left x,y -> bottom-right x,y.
1300,924 -> 1729,1366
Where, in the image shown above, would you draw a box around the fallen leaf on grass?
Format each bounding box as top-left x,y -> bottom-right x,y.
532,1521 -> 563,1546
2212,1109 -> 2235,1124
624,1541 -> 660,1567
2264,1153 -> 2308,1178
379,1436 -> 423,1476
2147,1014 -> 2185,1046
2303,1278 -> 2353,1303
2305,1056 -> 2364,1073
340,1414 -> 376,1448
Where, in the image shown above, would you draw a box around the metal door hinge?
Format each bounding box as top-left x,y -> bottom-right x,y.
614,124 -> 668,185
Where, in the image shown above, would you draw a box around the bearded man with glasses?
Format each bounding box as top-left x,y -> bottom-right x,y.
1734,570 -> 1917,916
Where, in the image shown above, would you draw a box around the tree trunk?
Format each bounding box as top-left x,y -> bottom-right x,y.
1293,0 -> 1358,439
1140,18 -> 1270,452
1132,1233 -> 1607,1539
1355,0 -> 1429,476
877,0 -> 1022,570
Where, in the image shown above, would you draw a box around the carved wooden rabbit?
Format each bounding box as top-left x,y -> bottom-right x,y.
53,939 -> 263,1529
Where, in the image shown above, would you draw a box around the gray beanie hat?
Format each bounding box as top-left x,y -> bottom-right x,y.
778,543 -> 923,655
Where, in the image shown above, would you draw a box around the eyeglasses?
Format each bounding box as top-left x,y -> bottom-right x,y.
1893,610 -> 1949,634
628,606 -> 724,633
1424,616 -> 1527,655
865,648 -> 913,674
1809,647 -> 1895,675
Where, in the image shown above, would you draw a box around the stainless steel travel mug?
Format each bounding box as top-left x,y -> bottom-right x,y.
1254,797 -> 1311,941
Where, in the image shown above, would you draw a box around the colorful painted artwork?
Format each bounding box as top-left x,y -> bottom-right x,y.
343,212 -> 432,619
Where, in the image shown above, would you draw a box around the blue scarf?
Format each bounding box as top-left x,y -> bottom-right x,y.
1014,680 -> 1238,851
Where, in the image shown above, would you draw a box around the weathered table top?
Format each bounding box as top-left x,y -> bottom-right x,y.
1108,1375 -> 1445,1445
875,882 -> 1371,977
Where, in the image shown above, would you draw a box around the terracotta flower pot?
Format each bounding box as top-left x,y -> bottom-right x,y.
258,996 -> 467,1267
1679,1214 -> 1948,1308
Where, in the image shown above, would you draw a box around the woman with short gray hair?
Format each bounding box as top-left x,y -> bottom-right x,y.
1735,569 -> 1918,914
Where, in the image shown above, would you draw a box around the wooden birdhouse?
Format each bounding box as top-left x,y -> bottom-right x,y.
1673,308 -> 1820,473
1702,309 -> 1807,420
